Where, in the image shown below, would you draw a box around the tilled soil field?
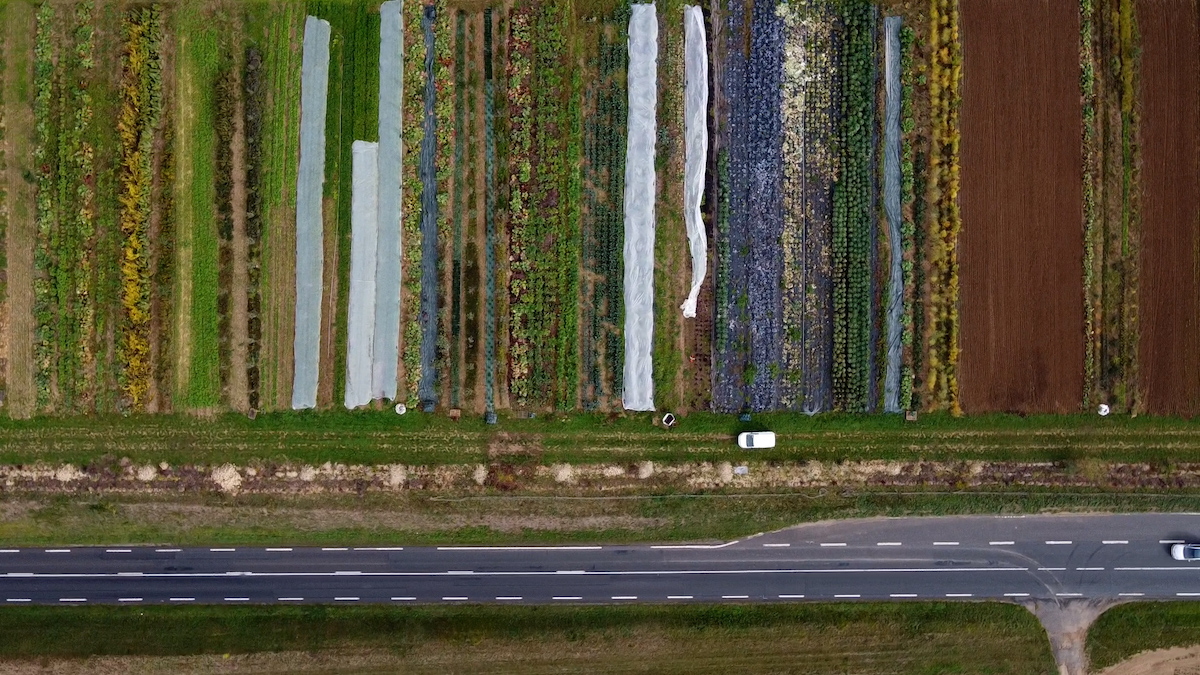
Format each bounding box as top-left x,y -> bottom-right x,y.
959,0 -> 1084,413
1137,0 -> 1200,417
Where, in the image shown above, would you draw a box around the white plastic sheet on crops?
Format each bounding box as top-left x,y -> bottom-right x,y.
345,141 -> 380,409
681,6 -> 708,319
292,15 -> 331,411
623,4 -> 658,412
372,0 -> 404,401
883,16 -> 903,413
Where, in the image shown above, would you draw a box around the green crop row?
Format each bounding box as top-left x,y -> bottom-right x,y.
830,1 -> 876,412
401,0 -> 427,404
243,45 -> 265,411
504,2 -> 535,405
450,10 -> 467,410
898,24 -> 917,411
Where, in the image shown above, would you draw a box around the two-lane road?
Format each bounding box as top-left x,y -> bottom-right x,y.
5,514 -> 1200,605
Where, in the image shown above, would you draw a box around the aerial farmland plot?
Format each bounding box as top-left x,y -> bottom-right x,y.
0,0 -> 1195,421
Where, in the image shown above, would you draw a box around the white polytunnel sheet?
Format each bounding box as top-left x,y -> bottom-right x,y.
292,15 -> 331,411
623,4 -> 658,412
681,6 -> 708,319
346,141 -> 380,409
373,0 -> 404,401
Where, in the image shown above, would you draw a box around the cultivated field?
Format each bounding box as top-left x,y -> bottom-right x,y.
0,0 -> 1195,420
1136,0 -> 1200,417
958,0 -> 1084,414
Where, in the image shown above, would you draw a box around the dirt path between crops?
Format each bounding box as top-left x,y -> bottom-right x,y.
172,33 -> 198,406
228,54 -> 251,414
1098,644 -> 1200,675
470,11 -> 488,415
2,3 -> 36,419
959,0 -> 1084,414
1136,0 -> 1200,417
317,197 -> 338,409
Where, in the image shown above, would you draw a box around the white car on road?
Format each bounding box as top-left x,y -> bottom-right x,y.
1172,543 -> 1200,560
737,431 -> 776,449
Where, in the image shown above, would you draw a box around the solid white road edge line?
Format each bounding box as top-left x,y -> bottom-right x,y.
2,566 -> 1037,579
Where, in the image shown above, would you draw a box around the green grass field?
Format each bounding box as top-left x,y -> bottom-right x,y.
0,603 -> 1055,674
1087,602 -> 1200,670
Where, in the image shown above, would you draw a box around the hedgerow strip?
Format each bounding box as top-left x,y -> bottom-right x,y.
117,6 -> 164,410
925,0 -> 962,415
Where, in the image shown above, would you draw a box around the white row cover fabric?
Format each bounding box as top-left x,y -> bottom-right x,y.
883,16 -> 903,413
623,4 -> 658,412
346,141 -> 380,408
292,15 -> 331,410
373,0 -> 404,401
681,6 -> 708,318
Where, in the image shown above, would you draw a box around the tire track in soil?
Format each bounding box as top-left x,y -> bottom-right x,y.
958,0 -> 1084,414
228,56 -> 251,415
1136,0 -> 1200,417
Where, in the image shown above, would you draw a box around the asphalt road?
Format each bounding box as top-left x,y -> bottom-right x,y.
5,514 -> 1200,606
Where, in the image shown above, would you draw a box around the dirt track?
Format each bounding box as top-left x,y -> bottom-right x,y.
1137,0 -> 1200,417
959,0 -> 1084,413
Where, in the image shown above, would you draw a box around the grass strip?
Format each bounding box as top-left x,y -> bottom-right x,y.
7,489 -> 1200,548
0,602 -> 1053,674
1088,602 -> 1200,670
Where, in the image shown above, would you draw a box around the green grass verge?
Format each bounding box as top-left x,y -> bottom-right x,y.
1,410 -> 1200,466
1088,602 -> 1200,670
6,489 -> 1200,548
0,603 -> 1054,674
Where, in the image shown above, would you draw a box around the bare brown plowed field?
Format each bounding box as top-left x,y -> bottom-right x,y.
1137,0 -> 1200,417
959,0 -> 1084,413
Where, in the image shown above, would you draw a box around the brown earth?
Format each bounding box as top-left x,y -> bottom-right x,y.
228,45 -> 250,414
1,2 -> 36,419
1136,0 -> 1200,417
1098,645 -> 1200,675
317,196 -> 338,409
959,0 -> 1085,413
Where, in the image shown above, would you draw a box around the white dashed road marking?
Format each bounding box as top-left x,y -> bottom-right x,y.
989,541 -> 1015,546
266,548 -> 293,552
1037,568 -> 1067,572
1055,593 -> 1082,597
106,549 -> 132,554
59,598 -> 86,603
118,598 -> 143,603
890,593 -> 917,598
820,543 -> 847,548
6,599 -> 31,603
335,597 -> 360,602
210,548 -> 236,553
1076,567 -> 1105,571
225,597 -> 250,602
496,596 -> 523,601
667,595 -> 693,600
1118,593 -> 1145,597
46,549 -> 71,554
945,593 -> 973,598
723,595 -> 749,599
1178,593 -> 1200,597
553,596 -> 583,601
170,597 -> 194,602
778,594 -> 805,599
1046,541 -> 1072,545
611,596 -> 638,600
877,542 -> 902,547
933,542 -> 959,546
1161,540 -> 1185,544
834,594 -> 860,599
1003,593 -> 1030,597
391,597 -> 416,601
156,549 -> 182,553
279,598 -> 304,601
1103,540 -> 1129,545
763,543 -> 790,548
442,596 -> 469,601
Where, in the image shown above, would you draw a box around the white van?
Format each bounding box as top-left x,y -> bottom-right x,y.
737,431 -> 776,449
